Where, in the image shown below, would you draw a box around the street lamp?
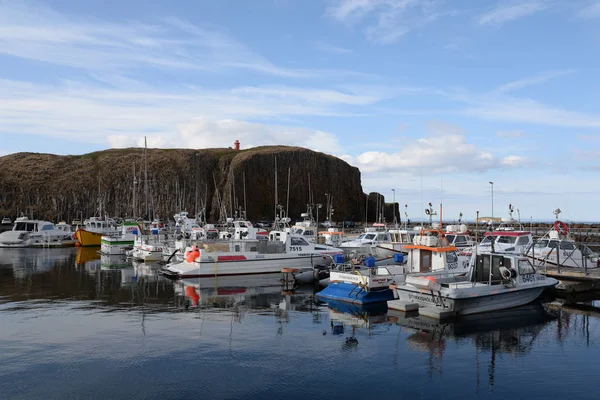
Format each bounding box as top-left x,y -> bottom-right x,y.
391,189 -> 397,226
489,181 -> 494,229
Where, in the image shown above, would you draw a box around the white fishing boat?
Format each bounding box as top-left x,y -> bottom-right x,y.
161,231 -> 342,279
127,235 -> 165,262
524,211 -> 599,270
388,251 -> 558,319
317,228 -> 467,305
100,220 -> 140,255
0,217 -> 75,248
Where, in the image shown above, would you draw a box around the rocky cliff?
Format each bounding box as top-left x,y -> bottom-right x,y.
0,146 -> 396,224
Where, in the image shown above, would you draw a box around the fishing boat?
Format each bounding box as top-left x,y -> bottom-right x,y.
160,231 -> 342,279
0,217 -> 75,248
316,227 -> 468,305
127,235 -> 165,262
388,251 -> 558,319
100,220 -> 140,255
524,211 -> 599,270
75,216 -> 118,246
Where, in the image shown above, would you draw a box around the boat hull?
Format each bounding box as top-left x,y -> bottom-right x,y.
76,229 -> 103,247
163,254 -> 329,278
316,281 -> 395,305
100,239 -> 135,255
389,284 -> 553,317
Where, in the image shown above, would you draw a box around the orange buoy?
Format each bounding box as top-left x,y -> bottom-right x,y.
425,276 -> 437,282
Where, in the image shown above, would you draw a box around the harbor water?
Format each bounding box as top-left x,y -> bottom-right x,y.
1,248 -> 599,399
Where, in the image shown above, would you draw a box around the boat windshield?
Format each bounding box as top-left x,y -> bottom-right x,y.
357,234 -> 366,240
445,234 -> 456,244
14,222 -> 37,232
534,239 -> 559,249
364,234 -> 376,240
481,236 -> 493,244
497,236 -> 517,244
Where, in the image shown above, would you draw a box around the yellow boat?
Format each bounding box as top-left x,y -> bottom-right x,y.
75,228 -> 104,247
75,217 -> 118,247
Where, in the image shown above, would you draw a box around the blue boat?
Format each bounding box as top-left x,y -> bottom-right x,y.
316,254 -> 407,305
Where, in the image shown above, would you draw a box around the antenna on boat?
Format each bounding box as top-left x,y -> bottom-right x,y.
508,204 -> 514,220
553,208 -> 561,220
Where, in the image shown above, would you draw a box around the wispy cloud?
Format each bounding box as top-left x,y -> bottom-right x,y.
0,78 -> 381,144
576,2 -> 600,19
0,3 -> 346,78
314,42 -> 354,54
477,1 -> 549,26
495,70 -> 576,93
326,0 -> 457,45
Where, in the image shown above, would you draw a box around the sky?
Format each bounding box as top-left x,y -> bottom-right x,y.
1,0 -> 600,222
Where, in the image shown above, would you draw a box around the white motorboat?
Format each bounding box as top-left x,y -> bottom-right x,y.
127,235 -> 165,262
0,217 -> 75,248
161,232 -> 342,279
524,218 -> 599,270
388,252 -> 558,319
2,217 -> 12,225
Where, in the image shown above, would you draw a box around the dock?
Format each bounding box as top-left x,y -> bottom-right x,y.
539,267 -> 600,294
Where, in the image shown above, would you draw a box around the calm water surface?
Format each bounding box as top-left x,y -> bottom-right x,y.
1,247 -> 599,399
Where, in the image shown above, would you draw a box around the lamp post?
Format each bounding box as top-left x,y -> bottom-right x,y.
391,189 -> 397,226
489,181 -> 494,229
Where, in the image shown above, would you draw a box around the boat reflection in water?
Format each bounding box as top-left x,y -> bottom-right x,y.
175,274 -> 314,310
325,300 -> 391,350
389,304 -> 556,381
0,247 -> 73,280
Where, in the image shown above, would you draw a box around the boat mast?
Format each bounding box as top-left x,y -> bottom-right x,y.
286,167 -> 290,221
274,156 -> 278,222
132,161 -> 136,218
144,136 -> 148,220
243,172 -> 247,220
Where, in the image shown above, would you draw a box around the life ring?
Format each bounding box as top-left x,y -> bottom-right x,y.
554,220 -> 568,236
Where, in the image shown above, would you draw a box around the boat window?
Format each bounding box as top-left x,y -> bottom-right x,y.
516,236 -> 530,246
481,236 -> 492,244
518,259 -> 535,275
235,245 -> 240,252
534,239 -> 548,248
445,234 -> 456,244
455,235 -> 467,245
364,234 -> 376,240
376,234 -> 387,241
473,254 -> 507,284
238,222 -> 247,228
497,236 -> 517,244
446,251 -> 458,263
559,242 -> 575,250
291,237 -> 309,246
314,246 -> 326,250
304,230 -> 314,236
41,225 -> 54,231
548,240 -> 559,249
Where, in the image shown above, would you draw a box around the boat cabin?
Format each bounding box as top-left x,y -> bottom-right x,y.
469,253 -> 535,285
13,220 -> 55,232
403,231 -> 462,274
480,230 -> 532,254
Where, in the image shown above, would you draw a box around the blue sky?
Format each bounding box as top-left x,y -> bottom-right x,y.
1,0 -> 600,221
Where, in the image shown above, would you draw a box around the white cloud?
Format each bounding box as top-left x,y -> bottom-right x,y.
0,78 -> 381,142
108,118 -> 343,154
326,0 -> 456,45
497,130 -> 524,138
477,1 -> 548,26
0,3 -> 359,79
495,70 -> 576,93
577,3 -> 600,19
344,134 -> 524,174
464,97 -> 600,128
